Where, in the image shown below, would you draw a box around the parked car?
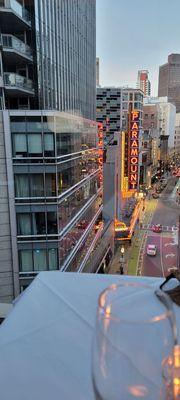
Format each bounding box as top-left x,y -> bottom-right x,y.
156,188 -> 161,194
152,224 -> 162,233
160,178 -> 167,186
152,192 -> 159,199
147,244 -> 157,256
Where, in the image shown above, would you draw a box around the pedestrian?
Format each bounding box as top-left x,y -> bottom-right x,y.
120,266 -> 124,275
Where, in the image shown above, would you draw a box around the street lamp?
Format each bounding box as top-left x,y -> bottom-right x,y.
121,246 -> 125,255
120,246 -> 125,274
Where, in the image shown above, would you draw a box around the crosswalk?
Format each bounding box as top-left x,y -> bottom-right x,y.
142,224 -> 178,232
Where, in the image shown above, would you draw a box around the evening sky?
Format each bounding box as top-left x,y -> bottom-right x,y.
96,0 -> 180,95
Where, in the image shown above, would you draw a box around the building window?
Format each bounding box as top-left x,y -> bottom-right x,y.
15,175 -> 29,197
13,134 -> 27,157
19,250 -> 33,272
19,248 -> 58,272
30,174 -> 44,197
32,213 -> 46,234
34,249 -> 47,271
17,213 -> 31,235
47,212 -> 57,234
44,133 -> 55,157
48,248 -> 58,270
151,114 -> 154,119
28,133 -> 42,156
45,174 -> 56,196
144,114 -> 148,119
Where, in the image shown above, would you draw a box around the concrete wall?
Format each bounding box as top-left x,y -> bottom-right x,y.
0,112 -> 14,302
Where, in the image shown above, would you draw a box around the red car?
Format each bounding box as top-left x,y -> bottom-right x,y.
152,224 -> 162,233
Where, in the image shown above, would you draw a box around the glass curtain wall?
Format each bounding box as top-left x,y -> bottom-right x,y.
11,111 -> 100,276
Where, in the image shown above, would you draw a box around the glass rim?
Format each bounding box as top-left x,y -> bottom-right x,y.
98,282 -> 173,324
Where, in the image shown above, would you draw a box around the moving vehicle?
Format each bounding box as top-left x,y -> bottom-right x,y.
147,244 -> 157,256
152,224 -> 162,233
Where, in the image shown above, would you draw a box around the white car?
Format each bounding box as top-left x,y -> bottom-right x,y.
147,244 -> 157,256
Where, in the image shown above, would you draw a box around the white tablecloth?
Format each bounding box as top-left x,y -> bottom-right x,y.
0,272 -> 179,400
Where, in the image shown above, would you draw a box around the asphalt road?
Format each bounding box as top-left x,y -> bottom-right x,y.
142,177 -> 179,277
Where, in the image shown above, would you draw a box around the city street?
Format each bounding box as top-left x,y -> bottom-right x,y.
142,177 -> 179,277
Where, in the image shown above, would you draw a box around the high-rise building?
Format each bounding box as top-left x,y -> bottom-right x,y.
96,57 -> 100,86
174,113 -> 180,157
143,97 -> 176,181
96,87 -> 143,140
158,54 -> 180,113
137,70 -> 151,96
0,110 -> 114,301
0,0 -> 96,119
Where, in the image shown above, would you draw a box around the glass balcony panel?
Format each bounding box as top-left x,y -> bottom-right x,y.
0,0 -> 31,24
59,197 -> 102,268
2,34 -> 32,58
4,73 -> 33,91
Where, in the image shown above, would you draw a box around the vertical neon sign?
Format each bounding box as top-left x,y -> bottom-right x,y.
98,122 -> 103,184
128,111 -> 139,190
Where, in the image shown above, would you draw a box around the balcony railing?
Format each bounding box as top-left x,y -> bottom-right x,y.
1,34 -> 32,58
0,0 -> 31,24
4,72 -> 34,92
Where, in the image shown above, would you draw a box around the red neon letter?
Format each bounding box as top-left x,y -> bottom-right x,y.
131,148 -> 138,156
131,157 -> 138,164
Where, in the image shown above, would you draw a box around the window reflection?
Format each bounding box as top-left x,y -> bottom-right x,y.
59,195 -> 102,267
57,153 -> 99,194
58,175 -> 101,229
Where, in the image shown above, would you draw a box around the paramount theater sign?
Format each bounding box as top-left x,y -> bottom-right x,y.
128,110 -> 139,190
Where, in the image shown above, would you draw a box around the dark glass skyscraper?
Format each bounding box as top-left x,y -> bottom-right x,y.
158,54 -> 180,113
0,0 -> 96,119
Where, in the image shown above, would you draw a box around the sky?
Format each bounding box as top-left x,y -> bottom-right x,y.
96,0 -> 180,95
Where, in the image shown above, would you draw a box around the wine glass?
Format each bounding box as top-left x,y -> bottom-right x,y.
92,282 -> 176,400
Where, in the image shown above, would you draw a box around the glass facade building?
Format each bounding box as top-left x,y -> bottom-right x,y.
2,110 -> 103,293
0,0 -> 96,119
96,87 -> 144,140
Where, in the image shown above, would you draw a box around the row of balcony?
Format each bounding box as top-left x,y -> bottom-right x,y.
0,0 -> 31,30
1,34 -> 33,62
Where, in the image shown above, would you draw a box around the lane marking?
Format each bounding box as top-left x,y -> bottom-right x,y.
164,242 -> 176,247
160,232 -> 165,278
165,253 -> 176,258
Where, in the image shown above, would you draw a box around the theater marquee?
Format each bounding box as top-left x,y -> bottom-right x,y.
128,110 -> 139,190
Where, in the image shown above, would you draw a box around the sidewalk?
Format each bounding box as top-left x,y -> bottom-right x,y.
127,199 -> 157,275
108,242 -> 131,275
108,198 -> 158,276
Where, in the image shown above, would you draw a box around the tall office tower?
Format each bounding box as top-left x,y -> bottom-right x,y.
0,110 -> 115,301
0,0 -> 96,119
96,57 -> 100,86
96,87 -> 143,140
137,70 -> 151,96
158,54 -> 180,113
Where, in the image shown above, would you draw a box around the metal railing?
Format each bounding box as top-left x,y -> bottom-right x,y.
1,34 -> 32,58
4,72 -> 34,91
0,0 -> 31,24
